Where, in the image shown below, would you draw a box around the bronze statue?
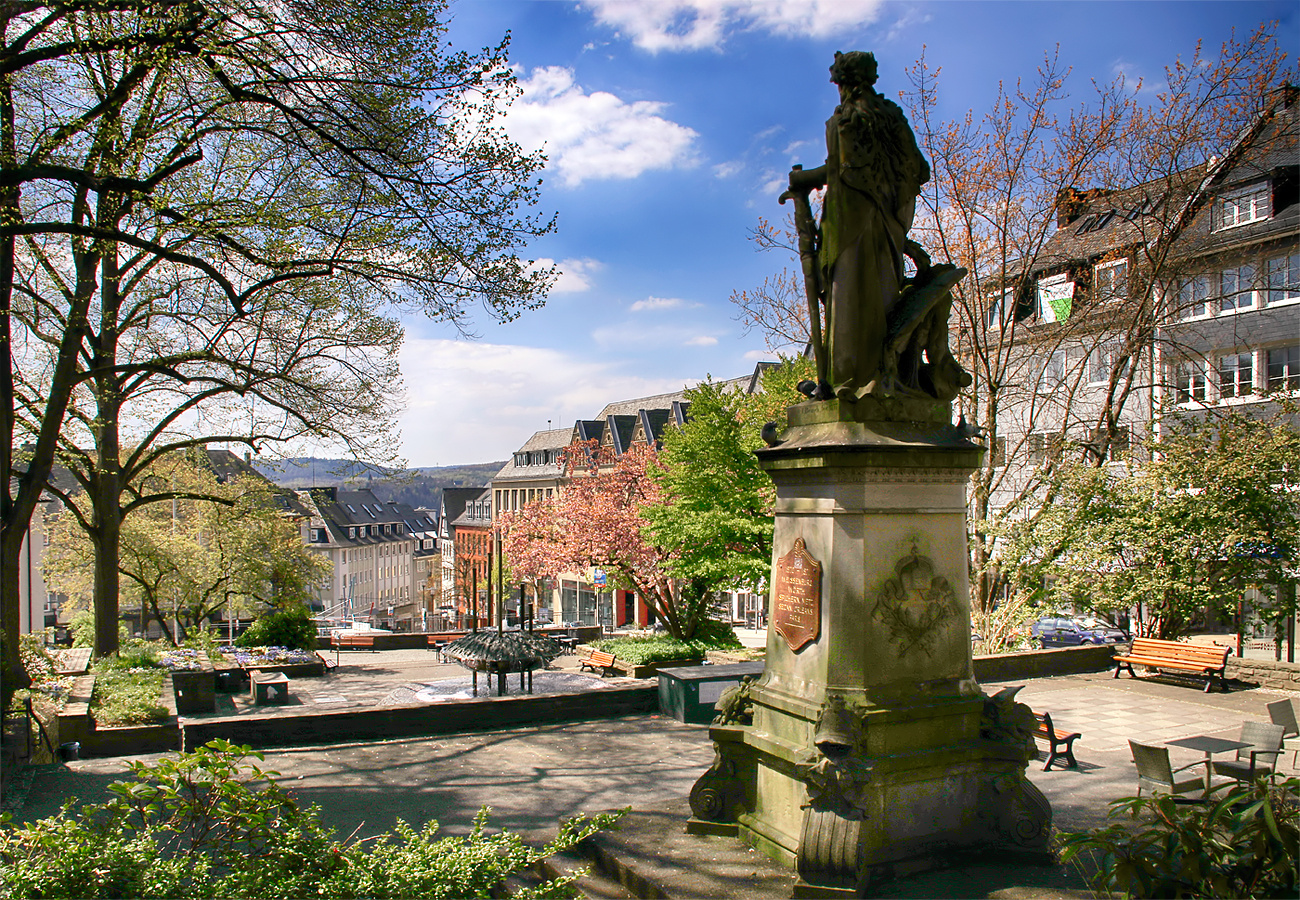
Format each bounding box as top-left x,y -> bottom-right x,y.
783,51 -> 970,416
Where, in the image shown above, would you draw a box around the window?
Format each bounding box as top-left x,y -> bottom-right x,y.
1268,345 -> 1300,392
1087,425 -> 1131,462
1027,432 -> 1064,465
348,527 -> 356,539
987,287 -> 1014,328
1087,344 -> 1121,385
1175,362 -> 1207,404
1214,183 -> 1270,230
1218,352 -> 1255,399
1093,258 -> 1128,303
1219,263 -> 1257,313
1037,350 -> 1068,394
1177,275 -> 1210,319
1267,252 -> 1300,305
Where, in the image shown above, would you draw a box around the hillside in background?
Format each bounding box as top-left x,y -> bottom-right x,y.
253,458 -> 503,510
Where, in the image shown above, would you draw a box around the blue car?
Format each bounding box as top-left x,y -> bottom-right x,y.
1031,615 -> 1129,648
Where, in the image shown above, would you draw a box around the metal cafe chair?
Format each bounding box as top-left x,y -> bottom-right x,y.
1129,740 -> 1207,800
1266,699 -> 1299,769
1211,722 -> 1286,784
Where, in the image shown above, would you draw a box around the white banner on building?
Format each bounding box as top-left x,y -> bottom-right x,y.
1037,273 -> 1074,323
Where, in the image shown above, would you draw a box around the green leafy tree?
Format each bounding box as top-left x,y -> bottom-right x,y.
45,452 -> 328,644
3,0 -> 554,697
642,357 -> 812,601
999,408 -> 1300,640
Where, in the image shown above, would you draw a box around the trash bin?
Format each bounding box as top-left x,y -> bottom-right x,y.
251,671 -> 291,705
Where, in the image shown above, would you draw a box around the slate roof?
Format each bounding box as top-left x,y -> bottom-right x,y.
493,429 -> 569,483
448,486 -> 492,529
205,449 -> 310,516
441,487 -> 482,529
302,486 -> 422,548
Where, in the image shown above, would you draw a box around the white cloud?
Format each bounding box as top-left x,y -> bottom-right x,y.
582,0 -> 886,52
590,322 -> 720,348
713,160 -> 744,178
506,66 -> 699,188
685,335 -> 719,347
532,257 -> 604,293
783,139 -> 812,159
630,295 -> 696,312
399,339 -> 685,465
743,348 -> 779,361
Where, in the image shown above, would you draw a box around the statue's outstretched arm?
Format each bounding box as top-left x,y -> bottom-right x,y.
789,164 -> 828,194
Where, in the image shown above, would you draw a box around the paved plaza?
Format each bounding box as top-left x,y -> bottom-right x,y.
11,647 -> 1300,898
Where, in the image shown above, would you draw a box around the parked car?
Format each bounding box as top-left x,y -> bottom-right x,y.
1030,615 -> 1129,648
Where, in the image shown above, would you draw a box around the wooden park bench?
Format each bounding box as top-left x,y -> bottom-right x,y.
334,633 -> 375,651
1032,712 -> 1081,771
579,649 -> 619,677
1113,637 -> 1230,693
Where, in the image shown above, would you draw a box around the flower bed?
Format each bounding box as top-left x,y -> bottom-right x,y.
90,668 -> 168,726
160,648 -> 205,671
218,646 -> 317,667
218,646 -> 324,678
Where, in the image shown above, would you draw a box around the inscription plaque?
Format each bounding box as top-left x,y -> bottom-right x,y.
773,537 -> 822,652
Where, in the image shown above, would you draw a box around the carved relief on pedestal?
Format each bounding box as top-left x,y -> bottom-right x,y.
795,694 -> 874,821
979,684 -> 1038,764
870,546 -> 960,656
689,745 -> 743,823
712,676 -> 755,727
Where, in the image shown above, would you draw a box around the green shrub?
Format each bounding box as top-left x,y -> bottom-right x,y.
69,610 -> 129,648
691,618 -> 743,649
235,605 -> 316,651
109,638 -> 163,670
183,627 -> 224,663
593,621 -> 741,665
0,739 -> 621,899
69,610 -> 95,648
1057,775 -> 1300,898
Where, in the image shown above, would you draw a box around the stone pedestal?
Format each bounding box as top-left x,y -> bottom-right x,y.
689,401 -> 1050,895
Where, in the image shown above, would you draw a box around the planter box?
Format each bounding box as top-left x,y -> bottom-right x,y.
219,660 -> 325,679
658,662 -> 765,724
618,657 -> 703,679
172,660 -> 216,714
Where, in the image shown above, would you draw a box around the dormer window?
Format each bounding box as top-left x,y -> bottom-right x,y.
1214,182 -> 1270,231
1094,258 -> 1128,303
348,527 -> 356,539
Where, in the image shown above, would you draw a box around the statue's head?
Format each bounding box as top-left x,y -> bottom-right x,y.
830,51 -> 878,90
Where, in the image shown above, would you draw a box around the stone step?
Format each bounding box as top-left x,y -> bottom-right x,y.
534,851 -> 637,900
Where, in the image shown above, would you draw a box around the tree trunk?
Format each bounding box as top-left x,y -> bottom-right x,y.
90,243 -> 123,657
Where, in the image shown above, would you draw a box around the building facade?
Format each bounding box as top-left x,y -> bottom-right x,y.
297,487 -> 423,629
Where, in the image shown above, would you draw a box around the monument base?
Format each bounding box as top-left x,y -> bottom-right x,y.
688,403 -> 1051,895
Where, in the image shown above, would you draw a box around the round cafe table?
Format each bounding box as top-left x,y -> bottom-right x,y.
1166,735 -> 1251,796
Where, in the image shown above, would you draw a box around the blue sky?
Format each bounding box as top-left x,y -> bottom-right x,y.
398,0 -> 1299,467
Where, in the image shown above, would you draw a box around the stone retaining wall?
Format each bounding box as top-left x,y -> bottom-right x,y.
973,644 -> 1118,682
1226,656 -> 1300,691
180,684 -> 658,752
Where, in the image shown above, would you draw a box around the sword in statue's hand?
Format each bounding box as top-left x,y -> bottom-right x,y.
780,165 -> 830,399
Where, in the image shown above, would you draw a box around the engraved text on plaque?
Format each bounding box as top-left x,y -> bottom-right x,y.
773,537 -> 821,652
